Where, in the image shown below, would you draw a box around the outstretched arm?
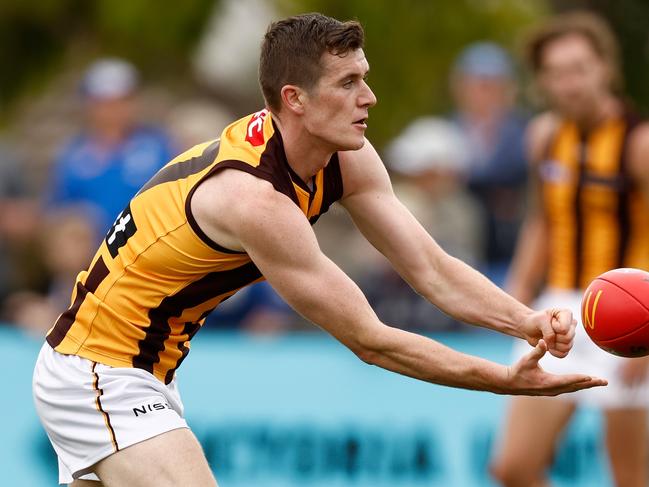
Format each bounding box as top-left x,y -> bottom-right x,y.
191,168 -> 606,395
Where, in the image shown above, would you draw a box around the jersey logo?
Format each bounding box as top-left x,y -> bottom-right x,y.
245,109 -> 269,146
106,204 -> 137,258
539,160 -> 572,183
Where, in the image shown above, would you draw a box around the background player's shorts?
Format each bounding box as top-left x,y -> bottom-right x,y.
512,289 -> 649,408
33,343 -> 188,484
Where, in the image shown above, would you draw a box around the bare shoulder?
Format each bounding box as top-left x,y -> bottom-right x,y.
338,138 -> 392,200
627,121 -> 649,177
192,168 -> 279,217
191,168 -> 290,251
526,111 -> 560,165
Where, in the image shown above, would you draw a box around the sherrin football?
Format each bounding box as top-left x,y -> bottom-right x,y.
582,268 -> 649,357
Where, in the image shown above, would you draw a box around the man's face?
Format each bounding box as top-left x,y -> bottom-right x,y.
538,33 -> 611,120
299,48 -> 377,152
86,95 -> 135,137
453,74 -> 514,119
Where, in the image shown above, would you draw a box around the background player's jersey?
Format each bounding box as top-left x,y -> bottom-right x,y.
46,109 -> 343,384
540,112 -> 649,290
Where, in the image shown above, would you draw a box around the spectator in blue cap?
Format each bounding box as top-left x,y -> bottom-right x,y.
450,42 -> 529,286
46,58 -> 176,242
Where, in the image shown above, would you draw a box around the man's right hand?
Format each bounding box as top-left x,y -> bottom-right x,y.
503,340 -> 608,396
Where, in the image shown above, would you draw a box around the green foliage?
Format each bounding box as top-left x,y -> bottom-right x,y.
92,0 -> 214,71
0,0 -> 215,113
277,0 -> 548,147
5,0 -> 647,142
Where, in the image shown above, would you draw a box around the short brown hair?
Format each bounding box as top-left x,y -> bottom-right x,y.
259,13 -> 364,112
524,11 -> 622,90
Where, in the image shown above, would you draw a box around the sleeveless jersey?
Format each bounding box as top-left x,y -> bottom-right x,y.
540,113 -> 649,290
46,109 -> 344,383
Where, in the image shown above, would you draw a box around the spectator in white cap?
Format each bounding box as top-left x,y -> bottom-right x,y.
386,116 -> 482,267
81,58 -> 139,100
357,117 -> 483,333
45,57 -> 176,241
450,41 -> 529,286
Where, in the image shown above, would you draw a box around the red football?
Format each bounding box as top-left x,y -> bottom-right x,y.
582,268 -> 649,357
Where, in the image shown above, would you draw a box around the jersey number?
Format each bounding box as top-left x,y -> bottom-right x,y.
106,204 -> 137,258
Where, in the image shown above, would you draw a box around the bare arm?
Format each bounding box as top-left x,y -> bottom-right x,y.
505,113 -> 557,304
627,122 -> 649,207
190,168 -> 605,395
505,213 -> 547,305
338,138 -> 569,353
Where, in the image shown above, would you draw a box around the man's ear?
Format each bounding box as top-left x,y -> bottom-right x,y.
280,85 -> 306,115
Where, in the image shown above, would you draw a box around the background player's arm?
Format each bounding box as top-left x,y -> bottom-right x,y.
338,138 -> 570,355
504,113 -> 557,305
192,169 -> 604,395
627,122 -> 649,207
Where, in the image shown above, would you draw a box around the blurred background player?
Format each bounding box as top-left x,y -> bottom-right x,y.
490,11 -> 649,487
449,42 -> 529,285
46,58 -> 176,242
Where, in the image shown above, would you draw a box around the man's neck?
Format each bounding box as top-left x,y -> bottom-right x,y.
272,113 -> 334,183
571,94 -> 621,133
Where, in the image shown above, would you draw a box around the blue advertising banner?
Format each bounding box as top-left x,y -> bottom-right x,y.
1,326 -> 612,486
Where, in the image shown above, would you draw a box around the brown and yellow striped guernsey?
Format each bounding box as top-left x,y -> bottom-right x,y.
46,109 -> 343,384
540,111 -> 649,290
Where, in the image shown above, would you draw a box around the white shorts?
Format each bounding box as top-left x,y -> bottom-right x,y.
512,290 -> 649,408
32,343 -> 188,484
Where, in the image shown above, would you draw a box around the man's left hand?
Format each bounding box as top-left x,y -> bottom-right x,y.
521,308 -> 576,358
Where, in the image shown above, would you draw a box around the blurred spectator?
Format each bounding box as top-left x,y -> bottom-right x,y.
450,42 -> 529,285
46,58 -> 176,240
359,117 -> 482,332
0,140 -> 42,313
166,99 -> 233,151
4,207 -> 95,336
386,117 -> 482,265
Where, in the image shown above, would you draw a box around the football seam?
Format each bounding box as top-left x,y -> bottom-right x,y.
596,319 -> 649,344
596,276 -> 649,314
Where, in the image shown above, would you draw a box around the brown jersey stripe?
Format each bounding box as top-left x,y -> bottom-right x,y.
132,261 -> 262,381
137,140 -> 220,196
91,362 -> 120,452
164,320 -> 202,384
47,257 -> 110,348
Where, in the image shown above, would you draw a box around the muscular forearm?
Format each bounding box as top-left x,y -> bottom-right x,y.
415,253 -> 531,339
361,324 -> 510,393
